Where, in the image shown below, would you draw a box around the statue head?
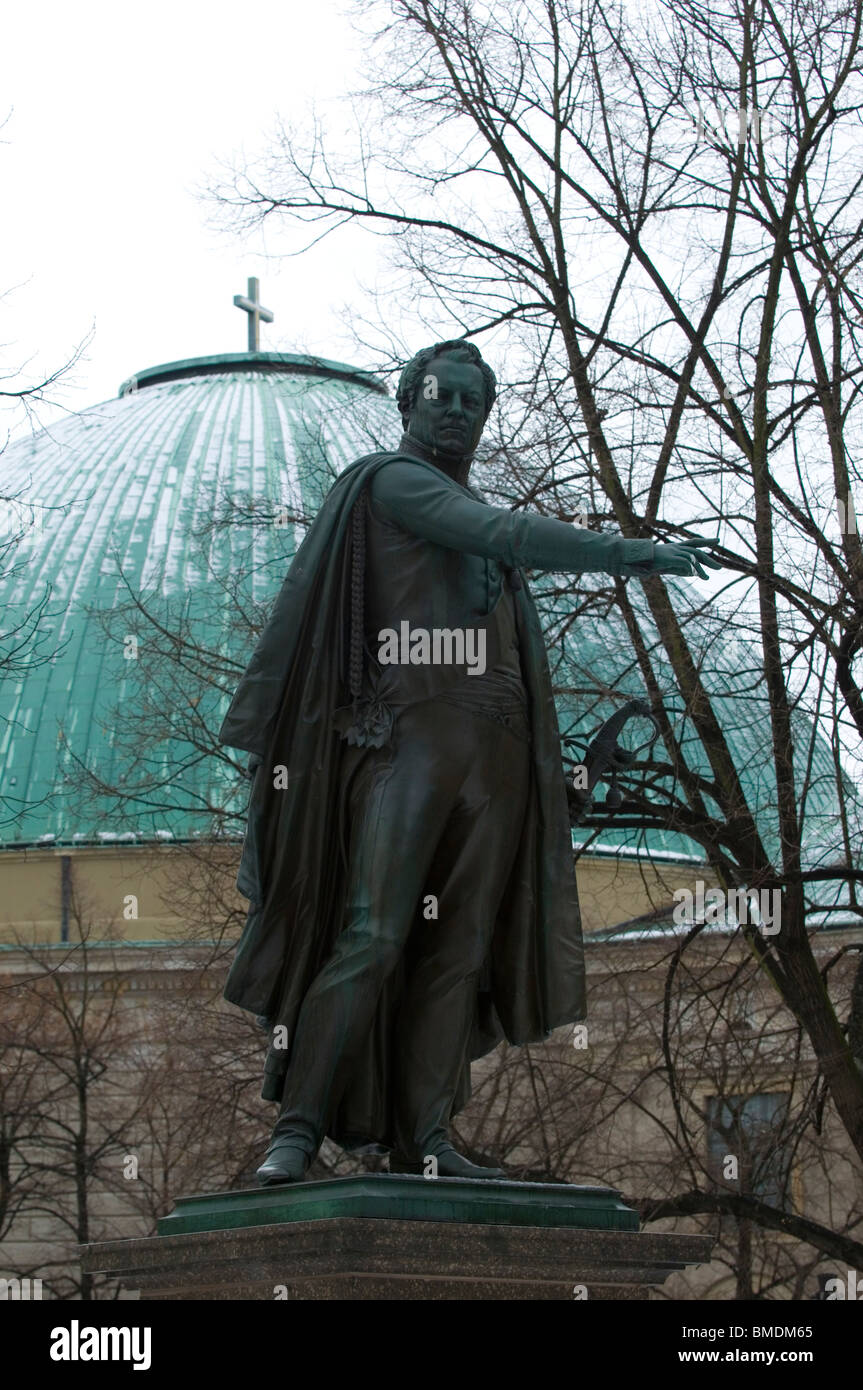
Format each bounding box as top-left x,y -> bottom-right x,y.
397,340 -> 497,458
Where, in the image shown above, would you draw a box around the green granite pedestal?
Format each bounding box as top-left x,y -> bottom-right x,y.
80,1174 -> 712,1300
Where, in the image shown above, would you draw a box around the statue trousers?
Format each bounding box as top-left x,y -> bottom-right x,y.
272,697 -> 531,1159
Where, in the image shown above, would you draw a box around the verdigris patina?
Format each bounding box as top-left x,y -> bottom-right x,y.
218,339 -> 721,1184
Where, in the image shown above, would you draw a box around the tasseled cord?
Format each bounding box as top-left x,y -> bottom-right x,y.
348,488 -> 367,711
333,489 -> 393,749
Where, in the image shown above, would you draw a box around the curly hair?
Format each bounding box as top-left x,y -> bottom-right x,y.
396,340 -> 497,427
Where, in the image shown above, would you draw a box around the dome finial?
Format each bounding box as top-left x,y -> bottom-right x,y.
232,277 -> 273,352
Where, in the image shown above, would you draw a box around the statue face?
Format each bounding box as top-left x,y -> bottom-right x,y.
407,356 -> 487,456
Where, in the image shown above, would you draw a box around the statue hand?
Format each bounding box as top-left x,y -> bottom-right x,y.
652,539 -> 723,580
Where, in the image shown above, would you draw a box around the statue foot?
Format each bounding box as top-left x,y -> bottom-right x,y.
389,1146 -> 505,1180
256,1140 -> 311,1186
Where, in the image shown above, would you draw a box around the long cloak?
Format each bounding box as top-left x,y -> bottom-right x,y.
218,450 -> 586,1138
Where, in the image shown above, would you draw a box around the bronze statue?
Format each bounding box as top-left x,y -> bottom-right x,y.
218,340 -> 721,1183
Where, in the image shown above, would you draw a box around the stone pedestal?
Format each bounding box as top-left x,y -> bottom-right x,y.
81,1174 -> 712,1300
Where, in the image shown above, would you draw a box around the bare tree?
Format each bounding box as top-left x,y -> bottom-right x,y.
453,922 -> 863,1296
0,876 -> 272,1298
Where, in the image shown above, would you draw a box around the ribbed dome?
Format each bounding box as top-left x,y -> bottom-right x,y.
0,353 -> 396,847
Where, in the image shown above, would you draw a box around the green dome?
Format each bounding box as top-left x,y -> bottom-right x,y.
0,353 -> 395,847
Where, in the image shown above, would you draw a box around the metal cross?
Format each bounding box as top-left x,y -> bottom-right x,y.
233,277 -> 274,351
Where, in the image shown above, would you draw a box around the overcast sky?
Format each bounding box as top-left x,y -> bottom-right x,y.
1,0 -> 383,435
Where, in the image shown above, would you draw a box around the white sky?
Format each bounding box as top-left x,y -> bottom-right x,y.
0,0 -> 382,435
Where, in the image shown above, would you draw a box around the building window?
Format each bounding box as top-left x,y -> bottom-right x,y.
706,1091 -> 791,1206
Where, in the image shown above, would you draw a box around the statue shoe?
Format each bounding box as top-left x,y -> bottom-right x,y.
256,1140 -> 310,1186
389,1146 -> 505,1180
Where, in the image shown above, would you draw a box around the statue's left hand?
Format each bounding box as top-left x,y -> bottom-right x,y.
652,538 -> 723,580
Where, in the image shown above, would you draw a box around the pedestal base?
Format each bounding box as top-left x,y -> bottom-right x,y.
81,1175 -> 712,1300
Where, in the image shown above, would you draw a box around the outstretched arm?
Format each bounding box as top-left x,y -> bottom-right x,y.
371,461 -> 721,579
